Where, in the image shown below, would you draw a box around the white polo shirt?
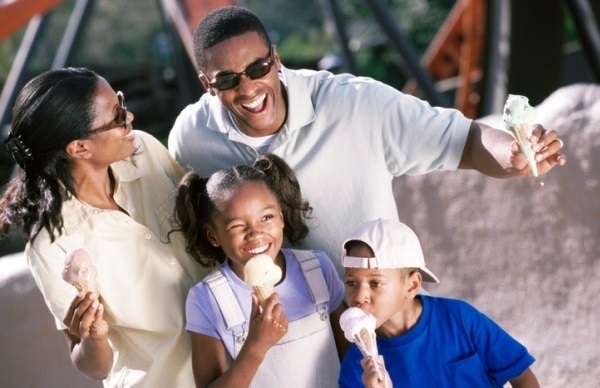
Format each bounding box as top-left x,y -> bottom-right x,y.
169,67 -> 471,276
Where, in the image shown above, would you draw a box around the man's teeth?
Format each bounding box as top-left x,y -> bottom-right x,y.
242,94 -> 266,110
247,244 -> 269,254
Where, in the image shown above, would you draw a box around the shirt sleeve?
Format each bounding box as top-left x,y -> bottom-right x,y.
168,113 -> 185,163
25,240 -> 72,330
168,104 -> 200,170
135,130 -> 185,185
185,281 -> 222,339
460,300 -> 536,385
372,86 -> 472,176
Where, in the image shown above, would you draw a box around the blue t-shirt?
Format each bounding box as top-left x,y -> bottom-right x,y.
339,295 -> 535,387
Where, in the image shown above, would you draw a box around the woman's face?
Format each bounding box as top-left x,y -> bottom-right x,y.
85,77 -> 136,165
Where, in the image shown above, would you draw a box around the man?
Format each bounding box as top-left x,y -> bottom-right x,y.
168,6 -> 566,275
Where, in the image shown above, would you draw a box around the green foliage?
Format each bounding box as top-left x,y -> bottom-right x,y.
0,0 -> 170,86
276,29 -> 333,63
246,0 -> 330,61
0,32 -> 24,84
71,0 -> 165,69
241,0 -> 454,84
337,0 -> 454,52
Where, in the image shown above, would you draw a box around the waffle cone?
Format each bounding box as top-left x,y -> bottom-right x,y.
354,328 -> 378,358
355,328 -> 383,381
508,123 -> 538,177
252,284 -> 274,308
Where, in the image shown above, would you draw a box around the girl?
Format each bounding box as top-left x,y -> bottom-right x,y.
0,68 -> 206,386
172,154 -> 348,387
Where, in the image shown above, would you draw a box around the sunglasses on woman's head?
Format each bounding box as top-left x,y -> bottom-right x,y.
206,45 -> 275,91
88,91 -> 127,135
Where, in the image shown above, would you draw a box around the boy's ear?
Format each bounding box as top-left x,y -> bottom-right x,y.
407,271 -> 422,296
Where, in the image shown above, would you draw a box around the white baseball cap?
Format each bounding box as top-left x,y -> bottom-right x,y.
341,219 -> 439,283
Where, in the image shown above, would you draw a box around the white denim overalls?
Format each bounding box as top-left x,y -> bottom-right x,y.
206,250 -> 340,387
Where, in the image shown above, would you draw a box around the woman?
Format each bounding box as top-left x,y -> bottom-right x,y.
0,68 -> 207,386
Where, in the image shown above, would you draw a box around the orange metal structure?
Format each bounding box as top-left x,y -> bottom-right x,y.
0,0 -> 64,40
0,0 -> 234,42
404,0 -> 485,118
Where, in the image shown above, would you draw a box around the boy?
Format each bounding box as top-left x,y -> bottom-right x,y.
339,219 -> 539,387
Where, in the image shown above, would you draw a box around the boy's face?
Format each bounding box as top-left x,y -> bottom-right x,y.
344,244 -> 418,329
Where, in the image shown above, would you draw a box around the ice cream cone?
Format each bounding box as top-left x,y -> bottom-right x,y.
355,327 -> 378,358
244,254 -> 282,308
62,248 -> 100,294
503,94 -> 538,177
252,284 -> 275,308
340,307 -> 383,381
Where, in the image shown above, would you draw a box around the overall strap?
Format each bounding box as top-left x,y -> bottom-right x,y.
205,269 -> 247,358
291,249 -> 330,321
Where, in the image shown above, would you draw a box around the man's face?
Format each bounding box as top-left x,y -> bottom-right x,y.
200,32 -> 286,137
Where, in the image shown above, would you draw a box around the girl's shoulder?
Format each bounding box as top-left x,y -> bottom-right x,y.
283,248 -> 332,267
282,248 -> 345,304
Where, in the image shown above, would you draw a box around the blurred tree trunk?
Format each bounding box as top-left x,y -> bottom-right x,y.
507,0 -> 564,105
592,0 -> 600,23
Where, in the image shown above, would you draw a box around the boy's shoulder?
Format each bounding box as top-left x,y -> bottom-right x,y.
425,294 -> 477,309
423,295 -> 485,322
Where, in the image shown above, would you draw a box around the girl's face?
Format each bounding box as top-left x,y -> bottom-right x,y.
206,181 -> 284,276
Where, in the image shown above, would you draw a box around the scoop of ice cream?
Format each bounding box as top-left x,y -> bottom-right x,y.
62,248 -> 99,293
503,94 -> 536,128
243,254 -> 282,307
340,307 -> 377,343
503,94 -> 539,177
